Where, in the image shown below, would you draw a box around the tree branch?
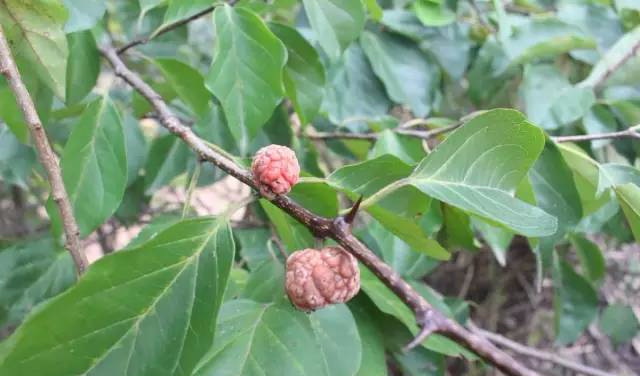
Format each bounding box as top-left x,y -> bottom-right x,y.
553,127 -> 640,143
117,0 -> 239,54
304,122 -> 463,141
0,27 -> 88,275
100,45 -> 539,376
468,322 -> 615,376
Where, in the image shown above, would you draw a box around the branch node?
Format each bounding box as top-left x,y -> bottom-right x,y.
343,195 -> 363,225
403,308 -> 442,352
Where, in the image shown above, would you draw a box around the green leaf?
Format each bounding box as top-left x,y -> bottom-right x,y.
0,217 -> 235,376
289,179 -> 339,217
366,220 -> 439,278
529,141 -> 583,245
553,254 -> 598,345
583,105 -> 618,149
163,0 -> 211,25
269,23 -> 325,125
599,303 -> 640,345
349,297 -> 387,376
154,58 -> 210,116
557,143 -> 605,216
363,0 -> 383,21
361,30 -> 439,117
596,163 -> 640,240
260,199 -> 314,251
144,135 -> 191,194
323,43 -> 391,125
302,0 -> 365,59
359,267 -> 471,357
241,260 -> 285,303
0,126 -> 35,188
370,129 -> 426,165
580,26 -> 640,88
206,6 -> 287,153
60,96 -> 127,236
473,218 -> 513,266
520,64 -> 595,130
0,238 -> 75,331
62,0 -> 106,32
194,300 -> 362,376
122,114 -> 147,186
235,227 -> 273,270
328,154 -> 412,196
413,0 -> 455,27
569,235 -> 605,283
407,109 -> 557,237
0,0 -> 69,99
504,18 -> 596,65
65,30 -> 99,105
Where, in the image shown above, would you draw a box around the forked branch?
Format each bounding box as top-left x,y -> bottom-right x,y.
0,27 -> 88,275
100,45 -> 539,376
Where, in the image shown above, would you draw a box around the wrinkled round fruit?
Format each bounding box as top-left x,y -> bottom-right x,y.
251,144 -> 300,197
285,246 -> 360,311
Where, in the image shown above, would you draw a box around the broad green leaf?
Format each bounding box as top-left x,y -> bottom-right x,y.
599,304 -> 640,345
553,254 -> 598,345
503,18 -> 596,65
370,129 -> 425,165
126,214 -> 181,248
349,297 -> 387,376
322,43 -> 391,125
467,38 -> 515,105
65,30 -> 99,105
154,58 -> 210,116
380,10 -> 472,79
163,0 -> 211,25
206,6 -> 287,153
138,0 -> 166,21
413,0 -> 455,27
473,218 -> 513,266
122,114 -> 147,186
520,64 -> 595,130
529,141 -> 583,246
62,0 -> 106,32
361,30 -> 439,117
407,109 -> 557,237
241,260 -> 285,303
0,126 -> 35,188
289,179 -> 338,217
60,97 -> 127,236
0,217 -> 235,376
359,267 -> 471,357
580,26 -> 640,88
235,228 -> 273,270
363,0 -> 383,21
260,199 -> 314,251
0,0 -> 68,99
441,204 -> 475,250
597,163 -> 640,195
328,154 -> 448,259
144,134 -> 191,194
302,0 -> 365,59
557,1 -> 623,64
194,300 -> 361,376
569,235 -> 605,283
269,23 -> 325,125
557,143 -> 606,215
366,220 -> 439,278
596,163 -> 640,240
0,238 -> 75,331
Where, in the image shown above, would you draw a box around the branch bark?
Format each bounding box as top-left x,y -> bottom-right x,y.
0,26 -> 88,275
100,45 -> 539,376
553,127 -> 640,143
468,322 -> 615,376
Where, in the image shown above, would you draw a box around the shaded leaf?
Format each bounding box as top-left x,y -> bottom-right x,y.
302,0 -> 365,59
599,304 -> 640,345
62,0 -> 106,32
154,58 -> 210,116
570,235 -> 606,283
65,30 -> 99,105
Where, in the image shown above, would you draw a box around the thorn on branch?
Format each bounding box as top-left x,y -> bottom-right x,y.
403,308 -> 442,351
343,196 -> 363,225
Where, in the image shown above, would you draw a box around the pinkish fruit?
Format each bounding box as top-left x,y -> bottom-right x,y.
251,145 -> 300,197
285,247 -> 360,311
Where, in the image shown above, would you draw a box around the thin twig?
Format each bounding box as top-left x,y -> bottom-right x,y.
100,45 -> 539,376
117,0 -> 239,54
305,122 -> 463,141
553,127 -> 640,143
0,26 -> 88,275
468,322 -> 616,376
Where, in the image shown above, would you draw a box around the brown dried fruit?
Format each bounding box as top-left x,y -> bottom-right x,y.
251,144 -> 300,197
285,246 -> 360,311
